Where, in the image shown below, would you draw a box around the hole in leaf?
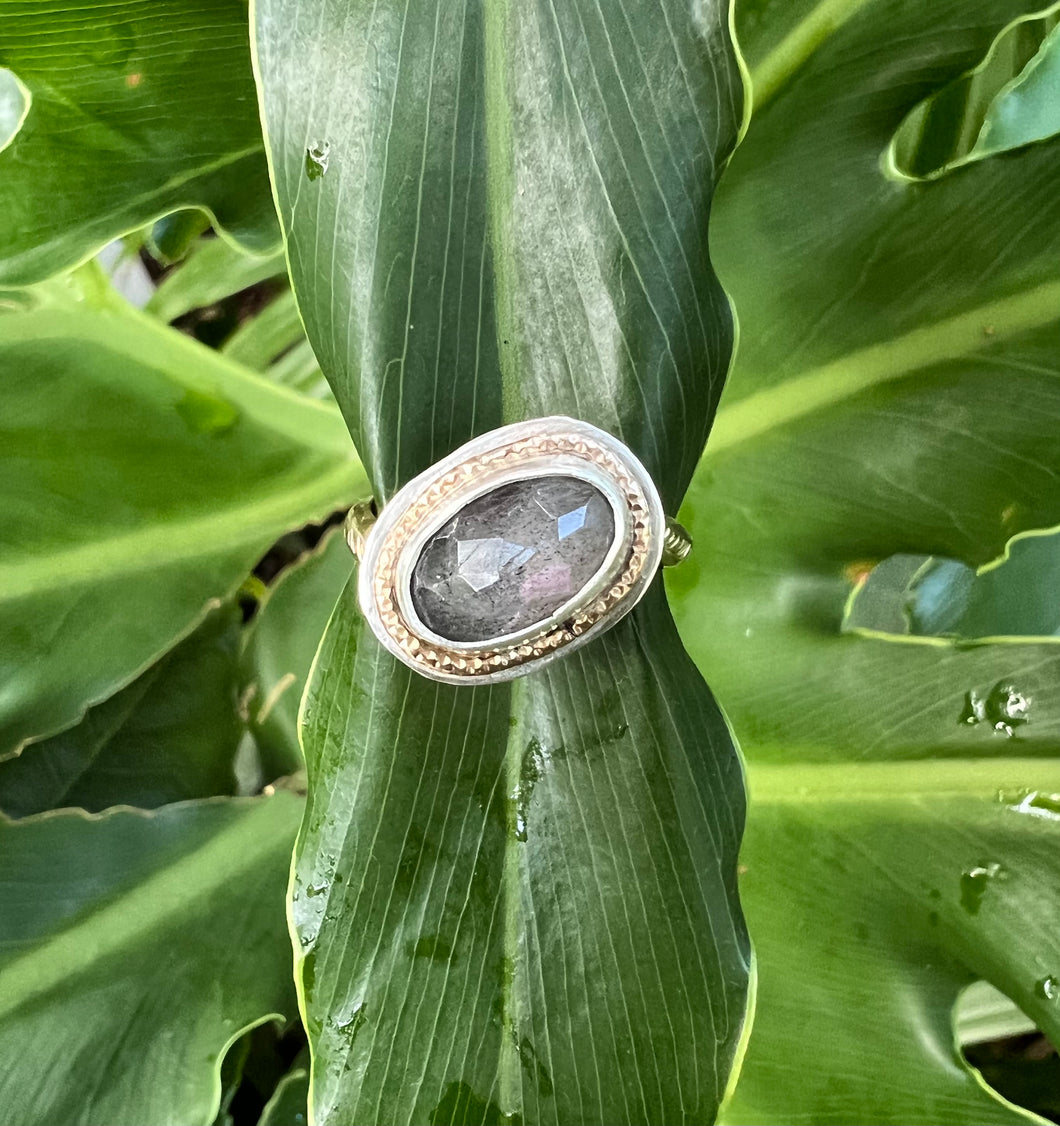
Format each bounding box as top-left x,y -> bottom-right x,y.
842,527 -> 1060,641
956,981 -> 1060,1123
842,553 -> 975,637
887,4 -> 1060,180
0,67 -> 30,154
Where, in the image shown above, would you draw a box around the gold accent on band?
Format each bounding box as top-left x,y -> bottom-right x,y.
369,432 -> 653,678
344,500 -> 377,558
662,519 -> 692,567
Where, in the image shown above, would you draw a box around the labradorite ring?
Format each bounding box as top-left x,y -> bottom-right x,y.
345,416 -> 691,684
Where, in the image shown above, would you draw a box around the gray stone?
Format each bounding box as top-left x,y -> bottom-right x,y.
411,476 -> 616,643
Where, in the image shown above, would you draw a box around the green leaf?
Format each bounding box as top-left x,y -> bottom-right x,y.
268,340 -> 330,399
842,555 -> 975,638
240,528 -> 353,778
0,275 -> 365,758
947,530 -> 1060,639
0,604 -> 243,818
255,0 -> 749,1120
146,238 -> 288,324
0,793 -> 303,1126
0,0 -> 279,285
256,0 -> 740,507
150,209 -> 214,266
223,289 -> 308,370
665,1 -> 1060,1121
726,762 -> 1060,1126
297,585 -> 748,1125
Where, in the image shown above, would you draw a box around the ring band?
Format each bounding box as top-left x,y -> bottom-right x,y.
346,417 -> 690,684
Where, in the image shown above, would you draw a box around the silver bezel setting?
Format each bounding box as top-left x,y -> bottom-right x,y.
356,416 -> 665,684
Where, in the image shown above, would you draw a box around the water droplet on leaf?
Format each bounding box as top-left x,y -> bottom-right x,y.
959,683 -> 1030,736
333,1001 -> 367,1041
1010,791 -> 1060,821
960,862 -> 1004,915
996,787 -> 1030,804
305,139 -> 331,180
510,737 -> 549,842
1036,976 -> 1060,1001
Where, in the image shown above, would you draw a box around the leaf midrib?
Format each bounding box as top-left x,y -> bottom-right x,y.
749,756 -> 1060,802
0,796 -> 300,1018
706,279 -> 1060,456
1,459 -> 360,599
748,0 -> 874,112
2,298 -> 351,455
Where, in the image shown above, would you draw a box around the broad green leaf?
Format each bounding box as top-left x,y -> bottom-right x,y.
0,793 -> 302,1126
666,1 -> 1060,1121
0,0 -> 279,285
256,0 -> 740,507
0,604 -> 243,818
0,273 -> 364,758
729,762 -> 1060,1126
297,585 -> 748,1125
240,529 -> 353,778
255,0 -> 749,1121
146,239 -> 288,324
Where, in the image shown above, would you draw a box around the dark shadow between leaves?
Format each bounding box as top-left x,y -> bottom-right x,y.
957,979 -> 1060,1124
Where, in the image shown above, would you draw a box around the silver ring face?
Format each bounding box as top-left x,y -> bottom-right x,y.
356,416 -> 665,684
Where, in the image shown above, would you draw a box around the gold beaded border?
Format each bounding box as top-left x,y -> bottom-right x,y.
371,432 -> 652,677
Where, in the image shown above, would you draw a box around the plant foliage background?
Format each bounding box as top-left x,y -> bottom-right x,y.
1,0 -> 1060,1124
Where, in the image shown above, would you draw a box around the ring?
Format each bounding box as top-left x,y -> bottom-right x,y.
346,416 -> 691,684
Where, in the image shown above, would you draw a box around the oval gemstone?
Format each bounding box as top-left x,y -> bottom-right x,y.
410,476 -> 616,643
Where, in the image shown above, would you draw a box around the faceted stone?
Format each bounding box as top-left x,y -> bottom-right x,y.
410,476 -> 616,643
